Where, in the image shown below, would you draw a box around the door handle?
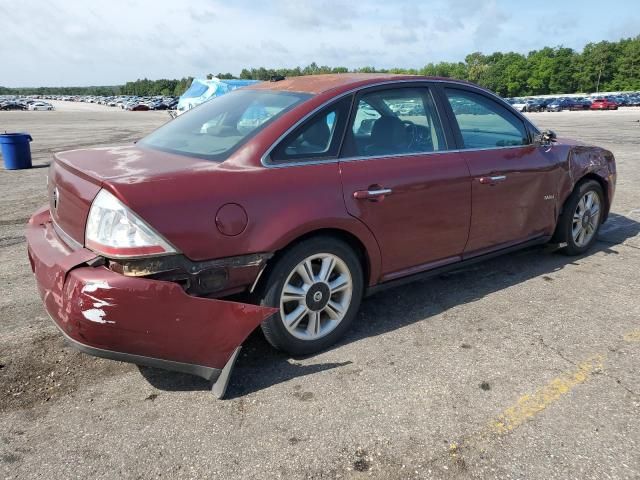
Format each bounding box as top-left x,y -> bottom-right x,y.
353,188 -> 393,200
478,175 -> 507,185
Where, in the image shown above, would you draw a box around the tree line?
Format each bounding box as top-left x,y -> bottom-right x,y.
233,36 -> 639,97
0,77 -> 194,97
1,36 -> 638,98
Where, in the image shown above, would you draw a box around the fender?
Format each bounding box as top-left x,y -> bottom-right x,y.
561,145 -> 616,220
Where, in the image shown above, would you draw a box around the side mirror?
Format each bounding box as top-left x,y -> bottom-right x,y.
535,129 -> 557,145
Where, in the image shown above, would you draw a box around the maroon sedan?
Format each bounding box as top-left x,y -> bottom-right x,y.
27,74 -> 617,397
590,98 -> 618,110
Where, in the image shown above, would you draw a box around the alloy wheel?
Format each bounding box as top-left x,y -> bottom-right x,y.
572,190 -> 601,247
279,253 -> 353,341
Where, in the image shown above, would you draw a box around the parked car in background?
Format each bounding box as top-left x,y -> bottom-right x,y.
545,99 -> 567,112
164,98 -> 179,110
510,99 -> 528,111
130,104 -> 150,111
523,99 -> 547,112
27,74 -> 617,397
0,101 -> 27,110
590,98 -> 618,110
28,102 -> 54,111
616,96 -> 629,105
573,97 -> 592,109
546,98 -> 585,112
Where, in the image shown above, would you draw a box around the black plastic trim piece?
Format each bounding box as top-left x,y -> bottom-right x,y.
109,252 -> 272,277
211,347 -> 242,399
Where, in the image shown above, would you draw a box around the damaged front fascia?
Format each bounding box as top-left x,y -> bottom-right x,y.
106,252 -> 273,297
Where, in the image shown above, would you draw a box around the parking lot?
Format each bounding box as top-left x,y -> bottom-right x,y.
1,101 -> 639,479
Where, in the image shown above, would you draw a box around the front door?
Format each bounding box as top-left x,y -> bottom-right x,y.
441,87 -> 564,257
339,86 -> 472,281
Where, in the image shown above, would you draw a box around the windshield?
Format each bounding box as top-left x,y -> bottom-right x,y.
140,89 -> 310,161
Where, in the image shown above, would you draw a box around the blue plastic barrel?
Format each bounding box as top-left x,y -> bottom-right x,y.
0,133 -> 33,170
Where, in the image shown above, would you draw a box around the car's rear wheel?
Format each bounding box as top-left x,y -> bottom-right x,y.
257,237 -> 363,355
556,180 -> 604,256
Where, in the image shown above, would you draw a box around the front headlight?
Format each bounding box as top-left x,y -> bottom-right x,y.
85,189 -> 177,258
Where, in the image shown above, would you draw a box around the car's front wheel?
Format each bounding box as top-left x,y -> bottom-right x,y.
257,237 -> 363,355
556,180 -> 604,256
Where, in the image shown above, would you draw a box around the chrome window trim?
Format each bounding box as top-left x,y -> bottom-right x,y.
260,79 -> 540,169
262,144 -> 534,168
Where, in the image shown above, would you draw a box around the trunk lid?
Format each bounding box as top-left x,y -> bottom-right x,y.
48,145 -> 221,246
48,158 -> 101,245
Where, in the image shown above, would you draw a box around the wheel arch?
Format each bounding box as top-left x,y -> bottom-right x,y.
552,172 -> 609,243
578,173 -> 610,220
256,226 -> 379,294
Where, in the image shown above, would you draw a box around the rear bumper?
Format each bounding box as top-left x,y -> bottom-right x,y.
26,206 -> 276,386
54,321 -> 222,380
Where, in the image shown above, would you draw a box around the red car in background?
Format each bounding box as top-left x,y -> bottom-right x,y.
590,98 -> 618,110
26,74 -> 617,397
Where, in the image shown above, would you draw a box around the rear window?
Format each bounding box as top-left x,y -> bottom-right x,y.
140,89 -> 310,161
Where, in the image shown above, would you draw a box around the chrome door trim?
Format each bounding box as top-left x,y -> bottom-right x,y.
262,143 -> 534,169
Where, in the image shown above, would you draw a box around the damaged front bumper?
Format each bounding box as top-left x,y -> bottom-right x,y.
26,206 -> 277,398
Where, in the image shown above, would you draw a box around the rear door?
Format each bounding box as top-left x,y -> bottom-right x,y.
339,85 -> 471,281
440,86 -> 564,257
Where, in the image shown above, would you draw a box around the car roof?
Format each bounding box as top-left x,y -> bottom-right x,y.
246,73 -> 472,95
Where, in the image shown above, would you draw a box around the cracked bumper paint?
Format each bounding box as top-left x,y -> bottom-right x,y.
26,206 -> 277,384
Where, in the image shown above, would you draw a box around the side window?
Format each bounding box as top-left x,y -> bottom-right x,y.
445,89 -> 529,149
270,96 -> 351,163
343,87 -> 446,158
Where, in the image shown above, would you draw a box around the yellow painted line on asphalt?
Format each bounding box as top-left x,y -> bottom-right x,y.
447,329 -> 639,464
623,330 -> 640,342
491,355 -> 605,434
448,354 -> 607,461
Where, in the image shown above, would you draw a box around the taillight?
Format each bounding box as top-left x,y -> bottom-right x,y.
85,190 -> 176,258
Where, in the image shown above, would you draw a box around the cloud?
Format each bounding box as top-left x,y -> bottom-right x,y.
607,17 -> 640,40
274,0 -> 355,30
472,1 -> 511,45
260,40 -> 290,54
189,6 -> 217,23
0,0 -> 633,87
381,26 -> 418,45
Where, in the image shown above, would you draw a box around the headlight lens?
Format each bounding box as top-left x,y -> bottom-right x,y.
85,189 -> 176,258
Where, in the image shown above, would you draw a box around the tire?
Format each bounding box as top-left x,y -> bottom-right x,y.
256,236 -> 364,355
555,180 -> 605,256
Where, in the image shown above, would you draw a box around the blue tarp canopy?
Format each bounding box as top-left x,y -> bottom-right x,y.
177,77 -> 260,115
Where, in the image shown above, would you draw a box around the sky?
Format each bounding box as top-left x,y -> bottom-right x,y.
1,0 -> 638,87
